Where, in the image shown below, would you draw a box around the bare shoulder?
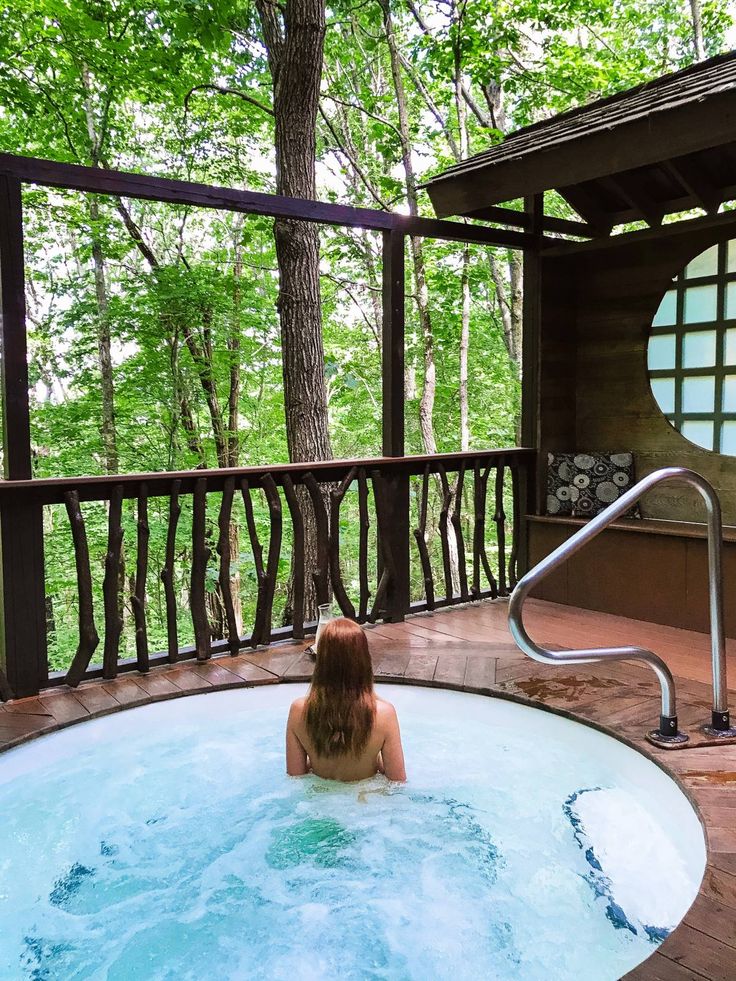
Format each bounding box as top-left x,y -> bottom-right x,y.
288,696 -> 307,721
375,696 -> 399,724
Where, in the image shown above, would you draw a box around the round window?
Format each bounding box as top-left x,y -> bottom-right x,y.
648,239 -> 736,453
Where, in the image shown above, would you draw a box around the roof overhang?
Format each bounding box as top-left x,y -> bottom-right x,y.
426,52 -> 736,233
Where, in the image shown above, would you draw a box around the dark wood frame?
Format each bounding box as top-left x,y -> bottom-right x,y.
649,239 -> 736,452
0,152 -> 546,698
24,448 -> 532,689
0,153 -> 552,248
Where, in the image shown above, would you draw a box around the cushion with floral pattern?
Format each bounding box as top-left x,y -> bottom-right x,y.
546,451 -> 641,518
547,452 -> 576,515
570,452 -> 641,518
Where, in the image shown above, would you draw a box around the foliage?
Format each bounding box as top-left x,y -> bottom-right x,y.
0,0 -> 732,667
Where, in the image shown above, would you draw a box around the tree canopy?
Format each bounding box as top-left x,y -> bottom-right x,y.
0,0 -> 731,667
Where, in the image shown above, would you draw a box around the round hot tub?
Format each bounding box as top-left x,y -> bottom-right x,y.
0,685 -> 705,980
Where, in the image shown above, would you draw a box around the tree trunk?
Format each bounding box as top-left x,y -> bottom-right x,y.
81,69 -> 119,475
460,246 -> 470,451
690,0 -> 705,60
509,252 -> 523,367
257,0 -> 332,622
380,0 -> 438,456
489,250 -> 522,367
88,198 -> 119,474
453,4 -> 470,454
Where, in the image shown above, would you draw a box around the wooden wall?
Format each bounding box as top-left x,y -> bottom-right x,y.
528,517 -> 736,636
540,211 -> 736,524
530,212 -> 736,634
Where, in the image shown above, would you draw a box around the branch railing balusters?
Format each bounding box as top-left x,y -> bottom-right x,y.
259,474 -> 283,648
191,478 -> 211,661
0,449 -> 532,697
413,463 -> 435,611
102,484 -> 124,680
0,667 -> 11,701
282,474 -> 305,640
217,477 -> 240,656
161,479 -> 182,663
451,461 -> 469,602
63,490 -> 100,687
241,477 -> 265,649
437,464 -> 454,603
509,463 -> 521,588
494,465 -> 508,597
132,484 -> 150,673
476,463 -> 498,599
304,473 -> 330,609
357,467 -> 371,622
329,467 -> 358,620
369,470 -> 397,622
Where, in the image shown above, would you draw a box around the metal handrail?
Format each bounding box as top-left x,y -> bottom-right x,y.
508,467 -> 734,743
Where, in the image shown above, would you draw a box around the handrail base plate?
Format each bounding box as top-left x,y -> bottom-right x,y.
701,724 -> 736,740
646,729 -> 690,749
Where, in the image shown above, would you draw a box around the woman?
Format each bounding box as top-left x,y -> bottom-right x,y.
286,617 -> 406,782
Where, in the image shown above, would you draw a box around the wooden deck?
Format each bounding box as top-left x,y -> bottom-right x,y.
2,597 -> 735,980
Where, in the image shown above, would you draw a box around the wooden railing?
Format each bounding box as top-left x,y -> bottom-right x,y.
0,448 -> 534,698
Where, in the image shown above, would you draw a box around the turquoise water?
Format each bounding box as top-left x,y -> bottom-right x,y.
0,684 -> 704,980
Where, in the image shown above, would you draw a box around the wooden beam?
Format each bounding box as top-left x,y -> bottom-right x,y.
558,185 -> 613,236
0,174 -> 47,697
661,158 -> 721,214
397,214 -> 547,249
464,205 -> 594,238
559,171 -> 736,231
521,194 -> 544,526
0,449 -> 536,505
541,203 -> 736,258
381,229 -> 410,620
603,174 -> 664,227
0,152 -> 542,250
0,175 -> 33,479
382,230 -> 405,458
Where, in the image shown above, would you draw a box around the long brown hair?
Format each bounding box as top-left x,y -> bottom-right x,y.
305,618 -> 376,758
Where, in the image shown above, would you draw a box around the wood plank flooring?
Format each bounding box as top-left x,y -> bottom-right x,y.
2,597 -> 736,980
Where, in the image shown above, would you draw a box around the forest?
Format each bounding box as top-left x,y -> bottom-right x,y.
0,0 -> 732,671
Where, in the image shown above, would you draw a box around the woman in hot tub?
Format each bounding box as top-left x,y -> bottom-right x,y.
286,617 -> 406,783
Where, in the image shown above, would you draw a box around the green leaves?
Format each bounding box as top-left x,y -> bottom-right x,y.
7,0 -> 733,668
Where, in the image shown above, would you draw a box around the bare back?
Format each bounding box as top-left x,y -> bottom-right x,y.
286,695 -> 406,782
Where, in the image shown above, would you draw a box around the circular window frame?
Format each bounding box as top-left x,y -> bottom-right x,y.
648,238 -> 736,454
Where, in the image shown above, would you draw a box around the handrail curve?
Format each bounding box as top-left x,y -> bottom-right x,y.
508,467 -> 732,742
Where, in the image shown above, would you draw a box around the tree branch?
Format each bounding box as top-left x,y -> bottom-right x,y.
184,84 -> 274,116
322,93 -> 403,141
114,199 -> 159,269
318,106 -> 389,209
323,273 -> 381,346
397,51 -> 460,158
465,83 -> 493,127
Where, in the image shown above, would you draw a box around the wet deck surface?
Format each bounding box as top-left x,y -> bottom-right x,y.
2,597 -> 736,980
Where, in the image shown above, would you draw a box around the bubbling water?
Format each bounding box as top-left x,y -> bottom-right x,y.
0,684 -> 705,980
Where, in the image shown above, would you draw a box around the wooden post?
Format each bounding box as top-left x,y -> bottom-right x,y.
382,229 -> 410,621
519,194 -> 544,576
382,228 -> 405,458
0,174 -> 47,697
516,453 -> 536,579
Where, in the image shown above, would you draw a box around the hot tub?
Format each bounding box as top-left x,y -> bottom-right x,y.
0,684 -> 705,980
